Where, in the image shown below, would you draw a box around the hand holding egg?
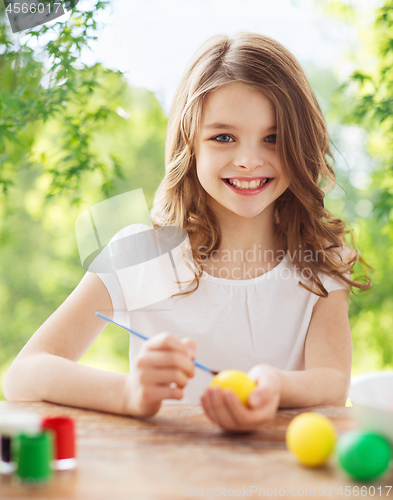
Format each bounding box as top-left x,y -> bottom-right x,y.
201,364 -> 281,432
209,370 -> 257,405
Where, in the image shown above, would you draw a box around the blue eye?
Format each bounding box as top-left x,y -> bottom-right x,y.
212,134 -> 234,143
212,134 -> 277,143
265,134 -> 277,143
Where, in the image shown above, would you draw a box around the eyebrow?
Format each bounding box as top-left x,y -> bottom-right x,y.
202,123 -> 277,132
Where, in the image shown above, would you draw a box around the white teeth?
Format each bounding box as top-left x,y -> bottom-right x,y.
227,178 -> 269,189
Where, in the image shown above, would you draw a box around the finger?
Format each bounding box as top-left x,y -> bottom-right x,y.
247,364 -> 264,381
222,390 -> 251,427
209,387 -> 239,430
247,384 -> 277,409
223,390 -> 279,430
201,391 -> 218,424
202,389 -> 225,426
202,388 -> 255,431
138,368 -> 189,389
181,337 -> 197,359
223,391 -> 267,430
246,365 -> 281,403
137,349 -> 195,378
146,332 -> 190,355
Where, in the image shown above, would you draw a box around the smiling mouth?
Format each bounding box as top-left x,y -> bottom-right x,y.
223,178 -> 272,190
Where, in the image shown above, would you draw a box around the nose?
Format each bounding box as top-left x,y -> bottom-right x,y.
234,142 -> 265,171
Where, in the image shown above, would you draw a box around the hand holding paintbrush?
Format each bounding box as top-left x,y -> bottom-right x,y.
95,312 -> 218,417
96,312 -> 219,375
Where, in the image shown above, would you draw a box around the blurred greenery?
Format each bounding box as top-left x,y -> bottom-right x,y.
0,0 -> 167,397
1,0 -> 393,401
318,0 -> 393,373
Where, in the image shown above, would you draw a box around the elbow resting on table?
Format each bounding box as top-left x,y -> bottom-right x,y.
3,363 -> 22,402
278,367 -> 350,408
317,369 -> 350,407
3,356 -> 43,402
4,362 -> 24,402
329,372 -> 351,407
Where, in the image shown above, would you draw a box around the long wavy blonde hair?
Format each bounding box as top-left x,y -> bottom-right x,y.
151,31 -> 372,298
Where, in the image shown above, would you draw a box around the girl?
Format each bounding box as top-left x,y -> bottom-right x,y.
4,32 -> 371,432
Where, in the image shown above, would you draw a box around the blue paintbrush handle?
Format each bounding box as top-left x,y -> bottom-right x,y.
95,312 -> 218,375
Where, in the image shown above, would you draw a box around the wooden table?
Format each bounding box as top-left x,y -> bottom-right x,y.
0,402 -> 392,500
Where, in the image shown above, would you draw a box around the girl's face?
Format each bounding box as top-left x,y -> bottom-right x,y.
194,81 -> 290,220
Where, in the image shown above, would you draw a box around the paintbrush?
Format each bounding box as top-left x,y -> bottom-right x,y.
95,312 -> 219,376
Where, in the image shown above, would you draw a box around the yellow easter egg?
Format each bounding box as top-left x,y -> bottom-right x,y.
286,412 -> 337,467
209,370 -> 257,405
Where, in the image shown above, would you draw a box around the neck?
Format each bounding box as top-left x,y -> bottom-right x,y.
214,203 -> 285,261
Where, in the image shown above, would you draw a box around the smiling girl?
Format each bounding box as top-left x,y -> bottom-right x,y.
5,32 -> 371,432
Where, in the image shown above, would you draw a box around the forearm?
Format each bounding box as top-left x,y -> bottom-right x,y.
4,353 -> 128,415
277,367 -> 349,408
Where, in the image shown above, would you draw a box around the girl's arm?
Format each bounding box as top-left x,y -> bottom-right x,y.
3,272 -> 196,417
278,287 -> 352,407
